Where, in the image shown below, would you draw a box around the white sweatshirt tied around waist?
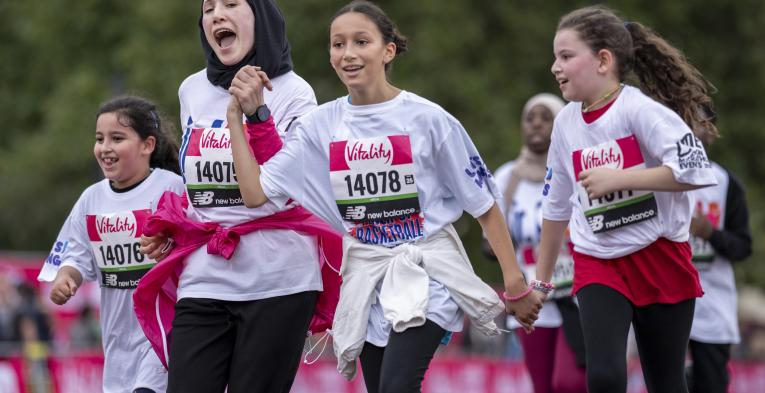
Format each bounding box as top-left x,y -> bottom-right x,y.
332,224 -> 505,380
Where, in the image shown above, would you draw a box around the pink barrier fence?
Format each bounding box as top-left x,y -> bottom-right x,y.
2,355 -> 764,393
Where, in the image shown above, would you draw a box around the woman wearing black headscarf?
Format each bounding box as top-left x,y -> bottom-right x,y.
138,1 -> 326,392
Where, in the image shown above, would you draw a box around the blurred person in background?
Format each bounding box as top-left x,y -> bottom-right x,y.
13,283 -> 51,344
685,103 -> 752,393
69,304 -> 102,351
0,275 -> 21,346
485,93 -> 587,393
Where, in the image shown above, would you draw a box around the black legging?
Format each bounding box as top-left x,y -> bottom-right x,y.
577,284 -> 695,393
688,340 -> 731,393
359,319 -> 446,393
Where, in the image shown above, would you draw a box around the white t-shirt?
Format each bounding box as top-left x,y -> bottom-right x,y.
494,162 -> 563,329
542,86 -> 717,258
260,91 -> 501,343
689,162 -> 739,344
43,169 -> 184,393
176,69 -> 322,301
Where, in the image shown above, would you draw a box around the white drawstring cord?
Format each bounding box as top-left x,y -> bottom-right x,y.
319,239 -> 341,275
303,329 -> 332,365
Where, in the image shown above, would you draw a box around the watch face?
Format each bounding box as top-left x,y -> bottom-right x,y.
257,105 -> 270,121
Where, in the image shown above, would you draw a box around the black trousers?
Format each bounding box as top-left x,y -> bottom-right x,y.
688,340 -> 731,393
166,291 -> 317,393
359,319 -> 446,393
577,284 -> 695,393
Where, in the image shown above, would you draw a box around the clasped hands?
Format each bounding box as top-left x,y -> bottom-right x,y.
227,65 -> 273,119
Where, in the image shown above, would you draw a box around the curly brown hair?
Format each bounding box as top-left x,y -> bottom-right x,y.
558,6 -> 719,141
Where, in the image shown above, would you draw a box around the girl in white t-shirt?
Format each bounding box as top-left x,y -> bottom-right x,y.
488,93 -> 587,393
225,1 -> 543,392
43,96 -> 186,393
536,6 -> 718,393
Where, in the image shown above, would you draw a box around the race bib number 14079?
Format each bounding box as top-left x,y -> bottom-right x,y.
184,127 -> 243,208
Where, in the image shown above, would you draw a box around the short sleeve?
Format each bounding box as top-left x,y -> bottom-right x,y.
636,104 -> 716,186
542,123 -> 574,221
38,210 -> 77,282
260,120 -> 309,207
58,202 -> 99,283
435,116 -> 501,218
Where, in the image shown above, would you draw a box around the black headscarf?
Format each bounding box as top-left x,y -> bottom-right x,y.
199,0 -> 293,89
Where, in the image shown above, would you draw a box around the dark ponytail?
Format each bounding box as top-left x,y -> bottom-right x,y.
558,6 -> 719,141
625,22 -> 718,140
97,96 -> 181,175
331,0 -> 408,72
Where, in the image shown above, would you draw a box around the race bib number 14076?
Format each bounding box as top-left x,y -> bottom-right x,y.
87,209 -> 157,289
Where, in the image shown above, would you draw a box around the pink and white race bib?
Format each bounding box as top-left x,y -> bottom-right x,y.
329,135 -> 424,246
184,127 -> 242,208
572,135 -> 658,233
690,200 -> 722,270
87,209 -> 156,289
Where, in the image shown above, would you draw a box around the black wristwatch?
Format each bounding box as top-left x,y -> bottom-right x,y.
245,104 -> 271,124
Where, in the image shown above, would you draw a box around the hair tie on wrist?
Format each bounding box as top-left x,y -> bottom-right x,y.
503,287 -> 533,302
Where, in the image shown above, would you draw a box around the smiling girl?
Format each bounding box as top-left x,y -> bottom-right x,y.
535,5 -> 718,393
224,1 -> 542,392
42,96 -> 185,393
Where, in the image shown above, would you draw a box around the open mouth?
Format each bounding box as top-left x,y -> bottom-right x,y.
342,65 -> 363,73
214,28 -> 236,49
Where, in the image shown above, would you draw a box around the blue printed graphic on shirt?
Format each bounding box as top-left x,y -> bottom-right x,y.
465,156 -> 492,189
542,167 -> 553,196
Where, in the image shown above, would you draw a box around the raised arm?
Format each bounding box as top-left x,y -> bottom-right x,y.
227,66 -> 274,208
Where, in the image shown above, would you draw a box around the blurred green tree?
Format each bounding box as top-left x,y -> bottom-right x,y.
1,0 -> 762,287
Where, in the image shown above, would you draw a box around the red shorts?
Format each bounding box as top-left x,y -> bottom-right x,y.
572,238 -> 703,306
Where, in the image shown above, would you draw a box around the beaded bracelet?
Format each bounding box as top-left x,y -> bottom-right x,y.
529,279 -> 555,295
503,286 -> 533,302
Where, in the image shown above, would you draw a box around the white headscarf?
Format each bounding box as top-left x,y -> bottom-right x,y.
505,93 -> 565,205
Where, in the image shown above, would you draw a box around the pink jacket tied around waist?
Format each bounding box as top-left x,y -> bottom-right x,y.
132,118 -> 343,369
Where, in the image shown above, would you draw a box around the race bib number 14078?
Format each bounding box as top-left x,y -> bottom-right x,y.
329,135 -> 424,246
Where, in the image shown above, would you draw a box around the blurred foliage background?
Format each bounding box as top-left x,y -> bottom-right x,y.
1,0 -> 762,287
